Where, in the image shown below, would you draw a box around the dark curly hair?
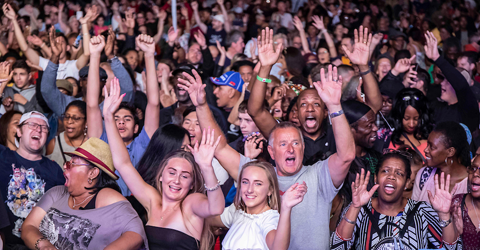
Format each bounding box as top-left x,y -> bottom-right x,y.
433,121 -> 471,168
390,88 -> 433,146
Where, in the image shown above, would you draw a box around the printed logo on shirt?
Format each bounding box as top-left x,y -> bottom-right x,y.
7,164 -> 46,237
40,208 -> 100,250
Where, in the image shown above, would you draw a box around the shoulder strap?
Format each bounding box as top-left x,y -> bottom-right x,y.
461,194 -> 467,217
57,135 -> 67,165
363,205 -> 385,239
401,132 -> 426,163
398,202 -> 422,238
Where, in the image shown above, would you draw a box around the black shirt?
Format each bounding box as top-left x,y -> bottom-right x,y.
303,121 -> 337,165
206,27 -> 227,47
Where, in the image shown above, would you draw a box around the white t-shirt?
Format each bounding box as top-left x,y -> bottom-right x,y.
39,57 -> 80,80
220,204 -> 279,250
279,13 -> 293,29
212,158 -> 229,185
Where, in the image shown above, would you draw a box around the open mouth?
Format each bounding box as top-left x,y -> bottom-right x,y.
169,185 -> 181,193
369,134 -> 377,143
244,194 -> 256,200
304,117 -> 317,128
384,183 -> 396,195
31,135 -> 41,141
64,173 -> 69,186
472,183 -> 480,192
286,157 -> 295,165
66,127 -> 75,133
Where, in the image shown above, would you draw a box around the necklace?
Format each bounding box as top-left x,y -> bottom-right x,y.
72,193 -> 96,208
67,133 -> 86,148
160,207 -> 176,221
471,196 -> 480,231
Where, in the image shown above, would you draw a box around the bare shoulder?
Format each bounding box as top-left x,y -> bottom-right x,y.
182,193 -> 207,209
96,188 -> 128,208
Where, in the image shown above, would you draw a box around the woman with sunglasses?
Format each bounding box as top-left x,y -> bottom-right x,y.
450,155 -> 480,250
21,138 -> 147,250
46,101 -> 88,167
331,151 -> 460,250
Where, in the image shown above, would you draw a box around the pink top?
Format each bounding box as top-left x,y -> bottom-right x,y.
389,140 -> 428,160
412,167 -> 468,203
94,25 -> 108,36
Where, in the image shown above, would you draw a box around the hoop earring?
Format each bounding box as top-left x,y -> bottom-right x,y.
88,178 -> 93,184
445,157 -> 450,166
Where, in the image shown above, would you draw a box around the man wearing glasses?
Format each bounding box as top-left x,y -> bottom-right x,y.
0,111 -> 65,248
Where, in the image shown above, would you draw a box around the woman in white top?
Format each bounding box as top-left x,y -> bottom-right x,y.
209,161 -> 307,250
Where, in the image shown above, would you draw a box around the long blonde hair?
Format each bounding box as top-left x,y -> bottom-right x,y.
233,161 -> 282,213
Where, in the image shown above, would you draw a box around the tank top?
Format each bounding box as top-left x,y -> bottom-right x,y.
145,226 -> 200,250
47,132 -> 77,167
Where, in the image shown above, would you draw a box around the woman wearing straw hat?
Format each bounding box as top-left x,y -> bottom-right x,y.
21,137 -> 147,250
104,79 -> 225,250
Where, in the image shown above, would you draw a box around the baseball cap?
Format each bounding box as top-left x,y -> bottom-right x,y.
19,111 -> 50,128
172,64 -> 196,77
210,71 -> 244,92
79,66 -> 108,82
56,79 -> 74,94
213,14 -> 225,24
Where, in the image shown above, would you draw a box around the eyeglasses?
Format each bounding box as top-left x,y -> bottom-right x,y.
61,115 -> 86,123
467,165 -> 480,174
65,159 -> 90,170
383,148 -> 413,160
22,122 -> 49,133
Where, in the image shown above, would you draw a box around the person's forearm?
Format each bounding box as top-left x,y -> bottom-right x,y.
219,4 -> 231,32
271,207 -> 292,250
40,61 -> 70,116
248,65 -> 271,117
12,20 -> 29,51
358,65 -> 382,113
110,57 -> 134,103
218,52 -> 226,67
40,43 -> 52,58
323,30 -> 338,58
58,13 -> 71,35
336,205 -> 360,239
193,10 -> 207,33
153,18 -> 165,44
439,212 -> 458,244
201,47 -> 214,74
202,167 -> 225,215
0,41 -> 7,55
185,19 -> 191,34
81,23 -> 91,56
298,29 -> 311,54
330,103 -> 355,162
144,53 -> 160,136
227,89 -> 245,125
21,225 -> 49,250
86,54 -> 104,138
28,12 -> 39,31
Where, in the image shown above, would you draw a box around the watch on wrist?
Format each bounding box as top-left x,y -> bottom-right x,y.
439,217 -> 452,228
329,109 -> 344,119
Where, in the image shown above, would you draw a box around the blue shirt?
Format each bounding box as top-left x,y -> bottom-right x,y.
100,127 -> 150,196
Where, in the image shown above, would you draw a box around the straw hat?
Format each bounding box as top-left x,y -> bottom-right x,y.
64,138 -> 119,180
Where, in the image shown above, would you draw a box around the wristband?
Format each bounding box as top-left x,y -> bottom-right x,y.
343,216 -> 356,225
257,75 -> 272,83
40,43 -> 45,48
359,69 -> 371,76
204,180 -> 221,191
329,109 -> 344,119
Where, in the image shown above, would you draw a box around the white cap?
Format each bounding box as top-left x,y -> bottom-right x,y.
232,7 -> 243,14
213,14 -> 225,24
19,111 -> 50,128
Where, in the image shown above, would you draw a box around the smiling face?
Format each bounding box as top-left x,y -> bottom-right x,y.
402,105 -> 419,135
63,106 -> 86,140
376,58 -> 392,81
424,131 -> 452,168
17,117 -> 49,154
376,157 -> 409,203
125,50 -> 139,70
160,158 -> 195,201
351,110 -> 378,149
267,127 -> 304,176
240,166 -> 272,214
182,112 -> 201,145
296,89 -> 326,138
114,108 -> 138,142
173,74 -> 190,103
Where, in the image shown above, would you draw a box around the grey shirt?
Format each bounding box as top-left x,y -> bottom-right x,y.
37,186 -> 148,250
239,155 -> 340,250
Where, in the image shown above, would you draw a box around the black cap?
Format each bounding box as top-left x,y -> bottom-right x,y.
389,29 -> 407,40
172,64 -> 196,77
79,66 -> 108,82
342,100 -> 372,125
379,79 -> 405,100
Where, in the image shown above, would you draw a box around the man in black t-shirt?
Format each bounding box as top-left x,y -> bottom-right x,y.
192,0 -> 231,46
0,112 -> 65,247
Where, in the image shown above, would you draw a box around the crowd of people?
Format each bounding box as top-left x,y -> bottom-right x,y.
1,0 -> 480,249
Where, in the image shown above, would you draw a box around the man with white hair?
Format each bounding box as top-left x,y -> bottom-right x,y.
0,112 -> 64,247
192,0 -> 231,46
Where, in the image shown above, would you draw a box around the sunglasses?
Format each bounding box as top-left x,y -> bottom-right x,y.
65,158 -> 90,170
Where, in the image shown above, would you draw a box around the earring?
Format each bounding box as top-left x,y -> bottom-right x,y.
445,157 -> 449,165
84,126 -> 88,136
267,195 -> 271,206
88,178 -> 93,184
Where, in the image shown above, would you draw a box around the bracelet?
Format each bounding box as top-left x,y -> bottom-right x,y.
343,216 -> 356,225
256,75 -> 272,83
359,69 -> 371,76
35,237 -> 48,250
329,109 -> 344,119
40,43 -> 45,48
204,180 -> 221,191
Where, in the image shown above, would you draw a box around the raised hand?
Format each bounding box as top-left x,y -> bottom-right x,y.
282,182 -> 308,209
424,31 -> 440,61
124,8 -> 136,29
2,4 -> 16,20
343,26 -> 372,66
104,28 -> 115,58
167,26 -> 180,45
216,40 -> 226,55
136,34 -> 155,55
293,16 -> 304,32
313,65 -> 343,108
191,1 -> 199,10
0,62 -> 12,85
177,69 -> 207,106
217,0 -> 224,5
27,35 -> 44,47
80,5 -> 98,24
244,134 -> 265,159
257,27 -> 283,67
103,77 -> 125,117
392,55 -> 416,75
158,10 -> 167,21
194,31 -> 207,50
402,66 -> 418,87
49,26 -> 63,56
312,15 -> 325,31
89,35 -> 105,55
181,6 -> 189,18
371,33 -> 383,47
351,169 -> 379,208
428,172 -> 457,215
59,2 -> 65,12
188,128 -> 221,168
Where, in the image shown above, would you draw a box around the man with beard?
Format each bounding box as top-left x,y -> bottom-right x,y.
159,65 -> 227,133
0,112 -> 65,247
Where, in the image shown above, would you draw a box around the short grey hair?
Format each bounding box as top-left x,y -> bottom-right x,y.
268,122 -> 304,147
226,30 -> 245,47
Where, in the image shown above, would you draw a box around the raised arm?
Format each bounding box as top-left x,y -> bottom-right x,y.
3,4 -> 39,65
266,182 -> 307,250
177,70 -> 242,181
191,2 -> 207,34
103,78 -> 162,213
136,34 -> 160,138
247,28 -> 283,139
343,26 -> 382,113
27,35 -> 52,59
293,16 -> 311,54
313,65 -> 355,188
86,35 -> 106,139
217,0 -> 231,32
313,16 -> 338,59
184,129 -> 225,217
153,8 -> 166,44
77,6 -> 98,70
58,3 -> 72,35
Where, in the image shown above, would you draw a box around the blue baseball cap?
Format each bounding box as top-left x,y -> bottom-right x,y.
210,71 -> 244,92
